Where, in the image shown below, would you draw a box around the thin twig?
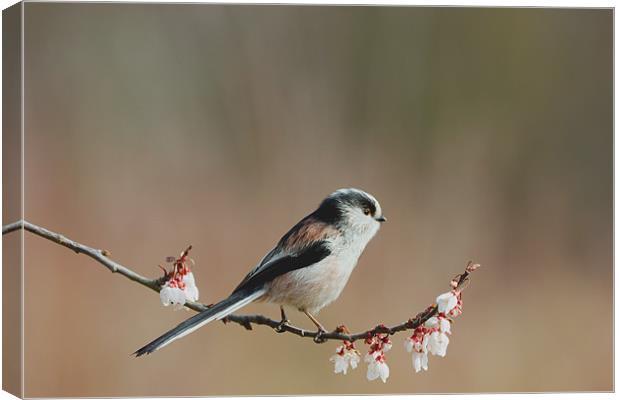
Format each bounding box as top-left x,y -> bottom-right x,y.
9,220 -> 160,291
3,220 -> 477,343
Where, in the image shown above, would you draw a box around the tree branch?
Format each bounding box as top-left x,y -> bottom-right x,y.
3,220 -> 478,343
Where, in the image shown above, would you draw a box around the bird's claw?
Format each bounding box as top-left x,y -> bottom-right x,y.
313,329 -> 328,344
274,319 -> 290,333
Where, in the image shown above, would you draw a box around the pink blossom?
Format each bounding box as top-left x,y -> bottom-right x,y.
330,340 -> 360,375
364,333 -> 392,382
158,249 -> 200,309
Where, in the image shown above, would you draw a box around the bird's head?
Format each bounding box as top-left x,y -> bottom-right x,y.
314,188 -> 386,235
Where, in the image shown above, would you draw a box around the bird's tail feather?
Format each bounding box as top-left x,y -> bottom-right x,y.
134,288 -> 266,356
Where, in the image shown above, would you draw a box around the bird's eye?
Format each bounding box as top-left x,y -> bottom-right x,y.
363,208 -> 371,216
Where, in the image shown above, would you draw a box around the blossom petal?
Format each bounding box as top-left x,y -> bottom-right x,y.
404,338 -> 414,353
182,272 -> 196,286
366,361 -> 380,381
425,316 -> 439,328
436,291 -> 458,313
378,361 -> 390,383
413,351 -> 429,373
184,284 -> 199,302
439,318 -> 451,334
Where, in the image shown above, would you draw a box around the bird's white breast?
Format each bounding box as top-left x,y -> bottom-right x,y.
264,222 -> 379,314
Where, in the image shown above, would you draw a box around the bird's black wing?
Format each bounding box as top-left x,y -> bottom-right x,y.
231,240 -> 331,294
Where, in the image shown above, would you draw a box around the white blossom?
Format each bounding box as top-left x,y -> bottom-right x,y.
439,317 -> 451,334
183,285 -> 199,303
183,272 -> 200,302
436,291 -> 459,314
412,351 -> 429,373
401,278 -> 469,375
404,337 -> 415,353
159,283 -> 186,310
422,332 -> 430,353
348,352 -> 360,370
183,271 -> 196,286
362,333 -> 392,382
427,331 -> 450,357
330,352 -> 350,375
330,343 -> 360,375
425,316 -> 439,329
366,354 -> 390,383
425,315 -> 451,334
159,255 -> 201,309
405,335 -> 426,355
405,331 -> 430,373
364,351 -> 379,364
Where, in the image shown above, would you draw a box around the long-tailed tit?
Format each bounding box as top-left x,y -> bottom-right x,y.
135,188 -> 386,356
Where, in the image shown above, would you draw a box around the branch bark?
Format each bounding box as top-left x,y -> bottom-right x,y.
3,219 -> 477,343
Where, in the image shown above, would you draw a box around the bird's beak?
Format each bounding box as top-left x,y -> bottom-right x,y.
376,216 -> 387,223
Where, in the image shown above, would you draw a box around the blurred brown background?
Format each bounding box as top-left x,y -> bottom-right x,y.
16,3 -> 612,396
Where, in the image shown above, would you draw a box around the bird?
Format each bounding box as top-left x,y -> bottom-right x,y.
134,188 -> 386,356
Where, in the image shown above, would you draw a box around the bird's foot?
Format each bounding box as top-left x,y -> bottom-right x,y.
274,319 -> 290,333
275,306 -> 290,333
313,329 -> 328,344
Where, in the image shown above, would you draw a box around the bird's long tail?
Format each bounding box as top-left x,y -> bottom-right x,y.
134,288 -> 266,356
